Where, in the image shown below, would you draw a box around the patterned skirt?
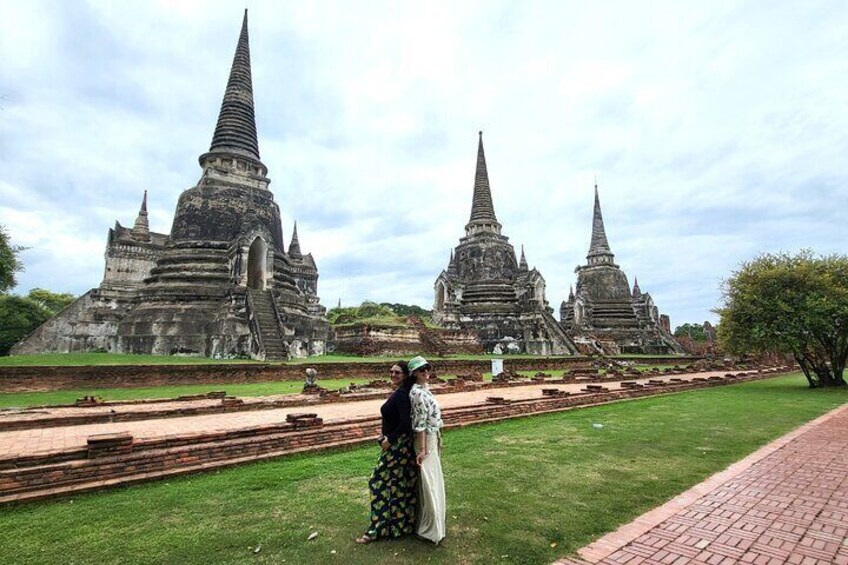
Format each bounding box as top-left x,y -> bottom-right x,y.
366,433 -> 418,539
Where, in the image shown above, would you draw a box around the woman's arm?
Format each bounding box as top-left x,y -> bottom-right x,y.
410,389 -> 429,464
415,430 -> 428,465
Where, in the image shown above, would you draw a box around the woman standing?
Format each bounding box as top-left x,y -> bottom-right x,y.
408,355 -> 446,545
356,362 -> 418,544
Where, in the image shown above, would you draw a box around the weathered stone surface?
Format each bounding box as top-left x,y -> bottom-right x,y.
559,185 -> 683,355
12,11 -> 328,361
432,133 -> 577,355
330,321 -> 481,356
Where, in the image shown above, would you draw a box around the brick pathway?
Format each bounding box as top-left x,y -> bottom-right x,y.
0,371 -> 733,458
555,404 -> 848,565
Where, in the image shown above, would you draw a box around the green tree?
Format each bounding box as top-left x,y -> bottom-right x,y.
0,295 -> 50,355
27,288 -> 76,314
0,225 -> 26,294
716,251 -> 848,388
380,302 -> 432,318
326,301 -> 431,326
673,323 -> 707,342
356,301 -> 395,319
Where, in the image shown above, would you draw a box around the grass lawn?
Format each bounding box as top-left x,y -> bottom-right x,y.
0,379 -> 375,409
0,353 -> 263,366
0,365 -> 679,408
0,374 -> 845,564
0,352 -> 594,367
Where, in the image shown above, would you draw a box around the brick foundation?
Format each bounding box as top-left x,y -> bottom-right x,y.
0,366 -> 790,504
0,356 -> 696,393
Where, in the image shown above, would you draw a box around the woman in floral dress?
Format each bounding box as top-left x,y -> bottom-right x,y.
356,361 -> 418,544
408,355 -> 446,545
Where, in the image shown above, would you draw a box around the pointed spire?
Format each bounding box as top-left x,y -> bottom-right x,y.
131,190 -> 150,241
288,221 -> 302,258
447,249 -> 457,274
519,245 -> 528,270
587,182 -> 615,265
568,285 -> 575,301
465,132 -> 502,235
208,10 -> 261,162
632,277 -> 642,298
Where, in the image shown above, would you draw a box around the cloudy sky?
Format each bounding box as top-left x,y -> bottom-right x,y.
1,0 -> 846,327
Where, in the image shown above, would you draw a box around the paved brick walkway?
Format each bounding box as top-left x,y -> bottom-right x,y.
0,371 -> 739,458
555,403 -> 848,565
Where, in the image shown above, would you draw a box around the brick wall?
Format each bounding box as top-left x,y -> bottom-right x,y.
0,367 -> 786,504
0,356 -> 694,392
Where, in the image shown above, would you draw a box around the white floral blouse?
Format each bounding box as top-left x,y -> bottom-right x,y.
410,383 -> 444,434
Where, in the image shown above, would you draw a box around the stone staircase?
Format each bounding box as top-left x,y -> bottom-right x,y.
248,289 -> 288,360
407,315 -> 452,356
590,300 -> 640,328
461,282 -> 519,305
540,309 -> 579,354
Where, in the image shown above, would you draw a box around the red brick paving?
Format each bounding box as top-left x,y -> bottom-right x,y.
555,403 -> 848,565
0,371 -> 734,459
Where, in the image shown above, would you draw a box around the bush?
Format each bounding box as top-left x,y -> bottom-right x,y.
0,296 -> 50,355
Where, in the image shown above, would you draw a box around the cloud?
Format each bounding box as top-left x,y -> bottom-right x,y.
2,0 -> 847,329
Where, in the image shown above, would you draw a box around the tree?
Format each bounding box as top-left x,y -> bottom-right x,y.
0,225 -> 26,294
380,302 -> 432,318
717,251 -> 848,388
674,323 -> 707,342
326,301 -> 432,325
27,288 -> 76,314
0,295 -> 50,355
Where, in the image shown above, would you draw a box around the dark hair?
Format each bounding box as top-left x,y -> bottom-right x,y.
392,360 -> 416,389
392,360 -> 410,378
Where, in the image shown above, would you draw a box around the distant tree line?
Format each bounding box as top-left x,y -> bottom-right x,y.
673,323 -> 708,342
0,225 -> 76,355
327,301 -> 431,325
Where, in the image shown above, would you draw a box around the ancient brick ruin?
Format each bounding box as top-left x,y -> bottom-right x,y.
432,133 -> 578,355
431,142 -> 682,355
0,361 -> 791,504
12,13 -> 688,360
560,185 -> 683,355
12,12 -> 328,360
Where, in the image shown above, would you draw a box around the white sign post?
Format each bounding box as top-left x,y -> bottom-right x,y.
491,358 -> 504,377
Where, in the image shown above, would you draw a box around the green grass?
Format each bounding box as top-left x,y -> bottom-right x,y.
0,352 -> 606,367
0,353 -> 263,366
0,374 -> 844,564
0,365 -> 683,408
0,379 -> 375,409
331,315 -> 409,328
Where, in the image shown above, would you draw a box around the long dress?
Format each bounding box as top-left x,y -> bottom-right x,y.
410,383 -> 446,544
364,384 -> 418,539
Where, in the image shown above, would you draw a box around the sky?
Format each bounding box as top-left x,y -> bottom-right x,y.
1,0 -> 846,328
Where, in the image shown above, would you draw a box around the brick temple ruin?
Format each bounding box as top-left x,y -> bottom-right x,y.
432,133 -> 578,355
12,12 -> 328,360
559,185 -> 683,355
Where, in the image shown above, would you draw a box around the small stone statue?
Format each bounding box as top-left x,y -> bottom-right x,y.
305,367 -> 317,386
303,367 -> 320,394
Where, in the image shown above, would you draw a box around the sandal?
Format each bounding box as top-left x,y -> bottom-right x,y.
355,534 -> 374,544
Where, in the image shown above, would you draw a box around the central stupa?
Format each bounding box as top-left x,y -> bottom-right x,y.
432,133 -> 577,354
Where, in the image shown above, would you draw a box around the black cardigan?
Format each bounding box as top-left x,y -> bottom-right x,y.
380,384 -> 413,444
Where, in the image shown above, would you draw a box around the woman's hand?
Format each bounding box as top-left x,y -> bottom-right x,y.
416,451 -> 428,466
380,438 -> 390,451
